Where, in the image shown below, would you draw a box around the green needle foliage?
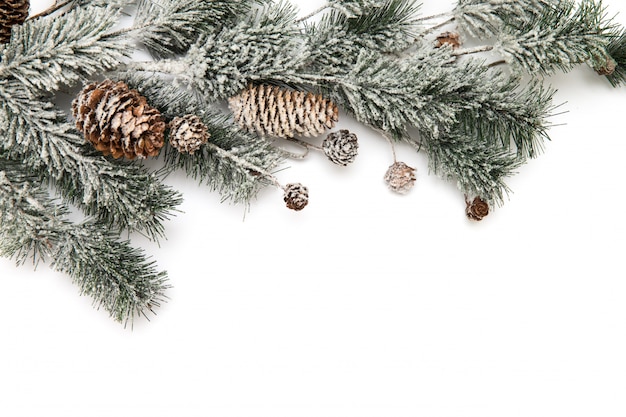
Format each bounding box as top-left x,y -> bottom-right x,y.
134,0 -> 260,58
0,161 -> 168,325
1,0 -> 625,323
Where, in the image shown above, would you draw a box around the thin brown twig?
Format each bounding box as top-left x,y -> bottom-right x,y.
27,0 -> 73,22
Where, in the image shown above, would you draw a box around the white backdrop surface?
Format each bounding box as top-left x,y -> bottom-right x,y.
1,1 -> 626,416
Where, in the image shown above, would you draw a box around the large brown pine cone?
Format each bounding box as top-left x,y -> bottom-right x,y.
72,80 -> 166,159
228,84 -> 339,138
0,0 -> 30,44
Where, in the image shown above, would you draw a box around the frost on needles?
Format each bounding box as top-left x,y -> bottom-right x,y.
1,0 -> 625,324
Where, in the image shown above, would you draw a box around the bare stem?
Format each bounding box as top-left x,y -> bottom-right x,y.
417,11 -> 452,22
296,4 -> 331,24
453,45 -> 495,57
422,17 -> 456,36
27,0 -> 73,21
487,59 -> 507,68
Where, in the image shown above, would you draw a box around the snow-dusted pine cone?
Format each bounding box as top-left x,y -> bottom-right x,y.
283,183 -> 309,211
384,162 -> 416,194
323,130 -> 359,166
168,115 -> 210,154
466,197 -> 490,221
435,32 -> 462,49
229,84 -> 339,138
0,0 -> 29,44
72,80 -> 166,159
595,57 -> 617,76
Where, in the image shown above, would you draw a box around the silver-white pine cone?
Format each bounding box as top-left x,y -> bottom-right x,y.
322,130 -> 359,166
384,162 -> 417,194
229,84 -> 339,138
168,115 -> 210,154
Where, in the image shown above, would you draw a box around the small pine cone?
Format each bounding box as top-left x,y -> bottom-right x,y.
229,84 -> 339,138
466,197 -> 490,221
322,130 -> 359,166
384,162 -> 416,194
595,57 -> 617,76
0,0 -> 30,44
72,80 -> 166,159
169,115 -> 210,154
435,32 -> 462,49
284,183 -> 309,211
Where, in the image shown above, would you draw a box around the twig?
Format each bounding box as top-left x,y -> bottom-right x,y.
296,4 -> 331,24
422,17 -> 456,36
27,0 -> 73,21
453,45 -> 495,57
417,11 -> 452,22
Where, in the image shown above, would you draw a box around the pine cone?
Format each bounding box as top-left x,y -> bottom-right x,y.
435,32 -> 462,49
323,130 -> 359,166
284,183 -> 309,211
466,197 -> 490,221
595,57 -> 617,76
229,84 -> 339,138
169,115 -> 210,154
72,80 -> 166,159
384,162 -> 416,194
0,0 -> 29,44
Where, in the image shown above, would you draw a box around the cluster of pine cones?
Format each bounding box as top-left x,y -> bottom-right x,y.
72,80 -> 209,159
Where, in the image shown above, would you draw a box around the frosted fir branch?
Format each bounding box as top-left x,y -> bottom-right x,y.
426,132 -> 523,205
453,0 -> 556,38
495,0 -> 612,75
122,74 -> 285,204
128,1 -> 309,101
0,5 -> 129,95
305,0 -> 421,65
456,78 -> 557,159
0,162 -> 169,325
0,82 -> 182,240
133,0 -> 259,58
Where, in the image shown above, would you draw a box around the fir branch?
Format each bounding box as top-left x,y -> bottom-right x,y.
0,5 -> 128,95
129,0 -> 308,101
456,77 -> 557,158
0,81 -> 182,240
133,0 -> 259,58
0,161 -> 169,325
496,0 -> 612,74
426,132 -> 523,205
453,0 -> 554,38
305,0 -> 421,65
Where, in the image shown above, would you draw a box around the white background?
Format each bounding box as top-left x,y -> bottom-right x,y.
2,1 -> 625,416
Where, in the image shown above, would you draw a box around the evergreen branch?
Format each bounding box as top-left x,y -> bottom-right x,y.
0,161 -> 169,325
122,74 -> 285,204
129,0 -> 308,101
133,0 -> 259,59
327,0 -> 386,18
0,82 -> 182,240
496,0 -> 612,74
306,0 -> 421,64
426,131 -> 523,205
453,0 -> 556,38
0,5 -> 128,95
456,77 -> 557,158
